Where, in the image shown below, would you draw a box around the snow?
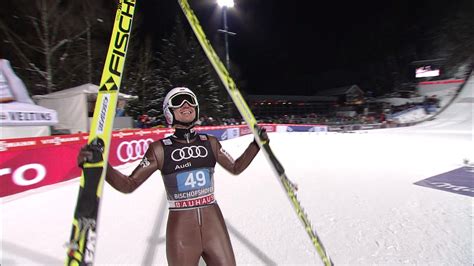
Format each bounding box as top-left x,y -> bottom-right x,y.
2,75 -> 473,265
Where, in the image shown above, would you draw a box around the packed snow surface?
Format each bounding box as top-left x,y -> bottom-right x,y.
2,76 -> 473,265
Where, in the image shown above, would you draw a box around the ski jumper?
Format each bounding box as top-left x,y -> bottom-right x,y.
105,133 -> 260,265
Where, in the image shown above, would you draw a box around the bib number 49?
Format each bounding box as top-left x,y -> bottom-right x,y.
185,171 -> 206,187
177,169 -> 211,192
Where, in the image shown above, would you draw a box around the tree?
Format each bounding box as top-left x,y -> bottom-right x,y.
0,0 -> 113,94
122,36 -> 163,120
430,1 -> 474,77
73,1 -> 113,85
154,16 -> 224,121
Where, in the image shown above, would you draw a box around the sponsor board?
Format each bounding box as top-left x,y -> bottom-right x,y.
1,111 -> 56,124
0,146 -> 83,197
239,126 -> 252,135
198,129 -> 226,141
223,128 -> 240,140
114,138 -> 154,163
286,125 -> 327,132
414,167 -> 474,197
0,124 -> 324,197
277,125 -> 328,133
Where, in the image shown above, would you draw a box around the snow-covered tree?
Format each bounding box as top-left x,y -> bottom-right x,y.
430,1 -> 474,78
122,36 -> 163,120
155,16 -> 224,121
0,0 -> 113,94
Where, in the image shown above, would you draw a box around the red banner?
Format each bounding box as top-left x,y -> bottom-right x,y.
0,128 -> 172,197
418,79 -> 464,85
0,124 -> 326,197
0,145 -> 83,197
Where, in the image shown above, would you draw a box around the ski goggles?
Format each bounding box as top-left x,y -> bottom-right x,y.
169,93 -> 198,108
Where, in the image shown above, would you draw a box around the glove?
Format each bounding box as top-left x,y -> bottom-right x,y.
77,138 -> 105,167
253,126 -> 269,145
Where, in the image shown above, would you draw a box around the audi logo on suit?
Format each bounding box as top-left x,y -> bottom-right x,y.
171,146 -> 209,161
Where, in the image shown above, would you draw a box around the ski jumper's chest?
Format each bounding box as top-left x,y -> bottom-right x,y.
161,135 -> 217,210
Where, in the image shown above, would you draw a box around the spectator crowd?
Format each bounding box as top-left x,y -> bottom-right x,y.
133,95 -> 442,129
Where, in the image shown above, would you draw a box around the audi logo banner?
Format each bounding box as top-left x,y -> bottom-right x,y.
0,124 -> 330,197
114,138 -> 154,163
0,134 -> 169,197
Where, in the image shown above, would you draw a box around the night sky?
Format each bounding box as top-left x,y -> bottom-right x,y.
144,0 -> 466,95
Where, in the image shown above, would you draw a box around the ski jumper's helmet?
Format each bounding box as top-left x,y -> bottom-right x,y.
163,87 -> 199,126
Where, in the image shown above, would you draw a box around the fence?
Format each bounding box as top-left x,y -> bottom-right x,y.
0,124 -> 328,197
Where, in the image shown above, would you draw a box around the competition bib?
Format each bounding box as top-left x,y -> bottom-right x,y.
177,169 -> 211,192
167,168 -> 215,209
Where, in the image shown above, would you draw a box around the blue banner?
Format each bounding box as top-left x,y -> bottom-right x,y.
414,167 -> 474,197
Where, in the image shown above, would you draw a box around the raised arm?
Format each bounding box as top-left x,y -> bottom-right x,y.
209,136 -> 260,175
78,141 -> 164,193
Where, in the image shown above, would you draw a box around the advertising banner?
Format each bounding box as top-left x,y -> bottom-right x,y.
276,125 -> 327,133
0,145 -> 82,197
414,167 -> 474,197
1,124 -> 321,197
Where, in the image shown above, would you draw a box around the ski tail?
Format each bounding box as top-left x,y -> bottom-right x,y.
65,1 -> 136,265
177,0 -> 333,265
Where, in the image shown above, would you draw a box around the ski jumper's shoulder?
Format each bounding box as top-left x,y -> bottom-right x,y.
141,139 -> 163,166
143,139 -> 162,152
199,134 -> 219,151
200,133 -> 218,143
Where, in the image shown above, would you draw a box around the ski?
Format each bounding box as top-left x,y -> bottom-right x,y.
177,0 -> 333,265
65,1 -> 136,265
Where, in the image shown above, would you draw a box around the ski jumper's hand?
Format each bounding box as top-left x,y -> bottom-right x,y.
77,138 -> 105,167
77,146 -> 93,167
253,126 -> 269,145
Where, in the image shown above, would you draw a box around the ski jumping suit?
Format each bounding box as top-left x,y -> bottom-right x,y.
105,133 -> 260,265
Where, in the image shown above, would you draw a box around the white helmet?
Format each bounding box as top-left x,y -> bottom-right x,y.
163,87 -> 199,126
